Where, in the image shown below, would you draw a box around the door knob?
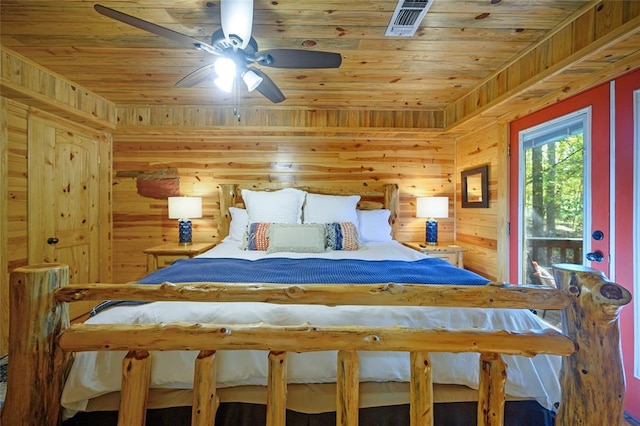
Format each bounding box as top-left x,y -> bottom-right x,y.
586,250 -> 604,262
47,237 -> 59,245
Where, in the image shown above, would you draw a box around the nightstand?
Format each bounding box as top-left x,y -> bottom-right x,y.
402,242 -> 467,268
144,242 -> 216,272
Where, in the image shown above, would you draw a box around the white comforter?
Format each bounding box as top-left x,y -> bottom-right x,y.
61,241 -> 561,413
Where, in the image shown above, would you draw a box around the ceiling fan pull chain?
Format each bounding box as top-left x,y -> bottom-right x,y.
232,79 -> 241,122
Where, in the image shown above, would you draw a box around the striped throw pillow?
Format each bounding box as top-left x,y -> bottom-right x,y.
325,222 -> 359,251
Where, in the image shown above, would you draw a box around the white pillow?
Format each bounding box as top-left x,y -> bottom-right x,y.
356,209 -> 392,242
223,207 -> 248,242
241,188 -> 306,224
303,193 -> 360,225
266,223 -> 326,254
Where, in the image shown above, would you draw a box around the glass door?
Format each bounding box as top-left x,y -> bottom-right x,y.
518,110 -> 590,284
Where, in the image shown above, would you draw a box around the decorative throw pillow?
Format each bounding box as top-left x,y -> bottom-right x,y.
303,193 -> 360,225
325,222 -> 359,251
241,188 -> 306,224
356,209 -> 392,242
245,222 -> 272,250
267,223 -> 326,254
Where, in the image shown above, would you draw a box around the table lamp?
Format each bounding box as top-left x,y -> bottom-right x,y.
416,196 -> 449,246
168,196 -> 202,245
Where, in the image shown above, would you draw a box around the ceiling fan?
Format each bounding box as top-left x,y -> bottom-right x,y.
94,1 -> 342,103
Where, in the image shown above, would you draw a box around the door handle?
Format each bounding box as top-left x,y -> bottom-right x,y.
47,237 -> 59,245
586,250 -> 604,262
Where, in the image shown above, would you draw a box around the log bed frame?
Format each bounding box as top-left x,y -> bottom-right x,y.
1,183 -> 633,426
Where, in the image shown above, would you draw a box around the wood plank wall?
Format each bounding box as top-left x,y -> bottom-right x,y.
455,123 -> 505,281
1,99 -> 29,352
112,128 -> 457,283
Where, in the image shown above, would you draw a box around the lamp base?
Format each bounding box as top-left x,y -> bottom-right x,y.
425,219 -> 438,246
178,219 -> 193,245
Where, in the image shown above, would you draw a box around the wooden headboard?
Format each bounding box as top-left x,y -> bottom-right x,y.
217,183 -> 399,241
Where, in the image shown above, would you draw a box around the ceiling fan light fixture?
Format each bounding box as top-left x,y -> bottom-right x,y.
242,69 -> 263,91
214,77 -> 234,93
214,57 -> 236,79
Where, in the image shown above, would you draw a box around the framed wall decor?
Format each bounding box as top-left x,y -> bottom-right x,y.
461,165 -> 489,208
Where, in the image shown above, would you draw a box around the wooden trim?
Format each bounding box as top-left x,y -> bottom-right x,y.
116,106 -> 446,131
0,96 -> 8,355
99,132 -> 113,283
495,122 -> 509,282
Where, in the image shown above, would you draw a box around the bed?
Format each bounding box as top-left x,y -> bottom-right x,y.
1,183 -> 632,426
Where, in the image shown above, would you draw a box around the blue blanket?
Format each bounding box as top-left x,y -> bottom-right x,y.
139,257 -> 489,286
91,257 -> 488,316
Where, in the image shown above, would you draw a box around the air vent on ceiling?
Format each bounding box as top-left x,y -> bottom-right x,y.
385,0 -> 433,37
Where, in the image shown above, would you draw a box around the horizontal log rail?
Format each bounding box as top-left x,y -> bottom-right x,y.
54,281 -> 570,310
58,323 -> 575,356
1,263 -> 632,426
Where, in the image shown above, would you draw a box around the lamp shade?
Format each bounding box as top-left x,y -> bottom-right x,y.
416,197 -> 449,218
242,69 -> 263,91
168,196 -> 202,219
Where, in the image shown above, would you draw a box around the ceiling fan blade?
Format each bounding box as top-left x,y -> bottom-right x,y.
94,4 -> 218,53
250,68 -> 285,103
220,0 -> 253,50
257,49 -> 342,69
175,64 -> 216,88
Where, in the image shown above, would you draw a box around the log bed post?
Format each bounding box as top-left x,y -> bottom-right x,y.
410,351 -> 433,426
1,264 -> 71,426
552,264 -> 632,426
477,353 -> 506,426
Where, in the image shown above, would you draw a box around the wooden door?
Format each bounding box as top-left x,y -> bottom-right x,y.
28,115 -> 101,320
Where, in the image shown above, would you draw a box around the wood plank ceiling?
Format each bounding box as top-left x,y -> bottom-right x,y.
1,0 -> 640,129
